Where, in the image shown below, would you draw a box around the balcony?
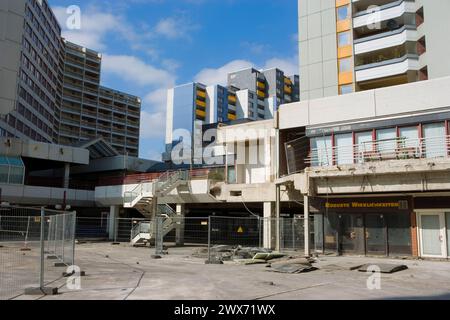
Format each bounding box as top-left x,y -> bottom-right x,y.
257,90 -> 266,99
354,25 -> 417,55
196,99 -> 207,108
306,135 -> 450,168
355,53 -> 419,82
353,0 -> 416,29
196,90 -> 206,98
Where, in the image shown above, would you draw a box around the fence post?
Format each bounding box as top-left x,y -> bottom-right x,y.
54,215 -> 58,256
292,218 -> 295,251
207,216 -> 211,263
61,214 -> 66,263
39,207 -> 45,289
71,212 -> 76,266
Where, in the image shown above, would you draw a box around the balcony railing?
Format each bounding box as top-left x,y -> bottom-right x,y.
306,135 -> 450,168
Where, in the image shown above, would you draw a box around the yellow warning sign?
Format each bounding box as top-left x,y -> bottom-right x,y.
237,226 -> 244,233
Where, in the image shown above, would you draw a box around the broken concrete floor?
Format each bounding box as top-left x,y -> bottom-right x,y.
7,243 -> 450,300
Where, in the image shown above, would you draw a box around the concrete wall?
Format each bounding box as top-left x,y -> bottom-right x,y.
299,0 -> 338,101
0,138 -> 89,164
279,75 -> 450,130
0,183 -> 95,207
416,0 -> 450,80
0,0 -> 25,115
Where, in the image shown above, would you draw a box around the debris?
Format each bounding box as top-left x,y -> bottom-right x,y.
236,259 -> 268,265
321,263 -> 364,271
205,259 -> 224,265
151,255 -> 162,259
268,263 -> 317,274
253,252 -> 286,261
358,264 -> 408,274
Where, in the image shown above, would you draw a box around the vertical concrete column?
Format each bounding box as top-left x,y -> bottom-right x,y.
109,205 -> 120,241
275,185 -> 281,251
175,204 -> 185,246
263,202 -> 275,249
63,163 -> 70,189
304,195 -> 310,257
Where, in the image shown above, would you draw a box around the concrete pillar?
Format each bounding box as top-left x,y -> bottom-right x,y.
275,184 -> 281,251
63,163 -> 70,189
304,196 -> 310,257
263,202 -> 276,249
175,204 -> 185,246
109,205 -> 120,241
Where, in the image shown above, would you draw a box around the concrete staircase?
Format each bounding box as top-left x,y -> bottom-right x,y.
130,204 -> 179,247
124,171 -> 188,246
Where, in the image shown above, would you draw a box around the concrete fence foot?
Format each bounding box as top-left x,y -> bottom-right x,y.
24,287 -> 58,296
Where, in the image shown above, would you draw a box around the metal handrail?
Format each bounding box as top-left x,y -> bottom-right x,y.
307,135 -> 450,167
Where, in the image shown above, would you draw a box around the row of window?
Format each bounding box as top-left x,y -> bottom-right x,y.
23,23 -> 60,85
28,0 -> 61,46
18,86 -> 55,125
21,54 -> 57,100
6,114 -> 50,143
25,5 -> 59,59
17,103 -> 53,137
310,122 -> 449,166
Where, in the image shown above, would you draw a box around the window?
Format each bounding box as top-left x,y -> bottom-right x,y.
355,131 -> 373,163
338,31 -> 351,47
340,84 -> 353,95
339,57 -> 352,73
311,136 -> 333,167
377,128 -> 397,153
337,5 -> 350,21
335,133 -> 354,165
423,123 -> 446,158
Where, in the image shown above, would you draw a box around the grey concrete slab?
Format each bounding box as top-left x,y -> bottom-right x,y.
3,243 -> 450,300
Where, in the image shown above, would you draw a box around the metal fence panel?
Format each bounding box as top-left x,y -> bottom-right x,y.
0,206 -> 76,300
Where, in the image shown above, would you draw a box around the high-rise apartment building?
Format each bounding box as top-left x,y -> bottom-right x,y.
0,0 -> 141,157
298,0 -> 450,100
164,67 -> 300,162
228,68 -> 300,117
1,0 -> 64,143
60,41 -> 140,156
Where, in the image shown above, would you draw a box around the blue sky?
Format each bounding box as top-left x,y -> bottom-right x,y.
50,0 -> 299,160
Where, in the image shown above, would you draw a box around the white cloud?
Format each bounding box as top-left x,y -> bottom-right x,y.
194,60 -> 254,86
263,56 -> 299,76
102,54 -> 175,88
155,15 -> 199,40
194,56 -> 299,86
52,6 -> 146,51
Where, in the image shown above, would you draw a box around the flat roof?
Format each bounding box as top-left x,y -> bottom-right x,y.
0,138 -> 89,165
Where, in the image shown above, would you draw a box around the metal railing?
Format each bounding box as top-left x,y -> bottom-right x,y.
0,206 -> 76,300
306,135 -> 450,168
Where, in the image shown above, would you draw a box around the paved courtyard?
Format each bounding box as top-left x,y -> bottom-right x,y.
6,242 -> 450,300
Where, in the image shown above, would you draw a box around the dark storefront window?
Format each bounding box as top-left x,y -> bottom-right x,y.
316,207 -> 412,257
323,212 -> 339,253
386,213 -> 412,255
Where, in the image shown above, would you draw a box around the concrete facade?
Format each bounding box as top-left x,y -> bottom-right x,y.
0,0 -> 141,157
298,0 -> 450,100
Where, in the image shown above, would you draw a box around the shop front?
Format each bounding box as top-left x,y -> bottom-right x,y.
414,197 -> 450,259
312,197 -> 413,257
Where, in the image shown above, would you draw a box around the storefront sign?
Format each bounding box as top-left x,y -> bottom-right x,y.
312,198 -> 410,212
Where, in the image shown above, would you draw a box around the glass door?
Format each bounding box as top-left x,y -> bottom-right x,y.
339,214 -> 365,255
447,213 -> 450,257
365,214 -> 387,256
418,212 -> 447,258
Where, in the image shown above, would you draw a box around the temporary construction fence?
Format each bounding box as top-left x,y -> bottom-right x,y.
0,206 -> 76,300
152,215 -> 315,258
